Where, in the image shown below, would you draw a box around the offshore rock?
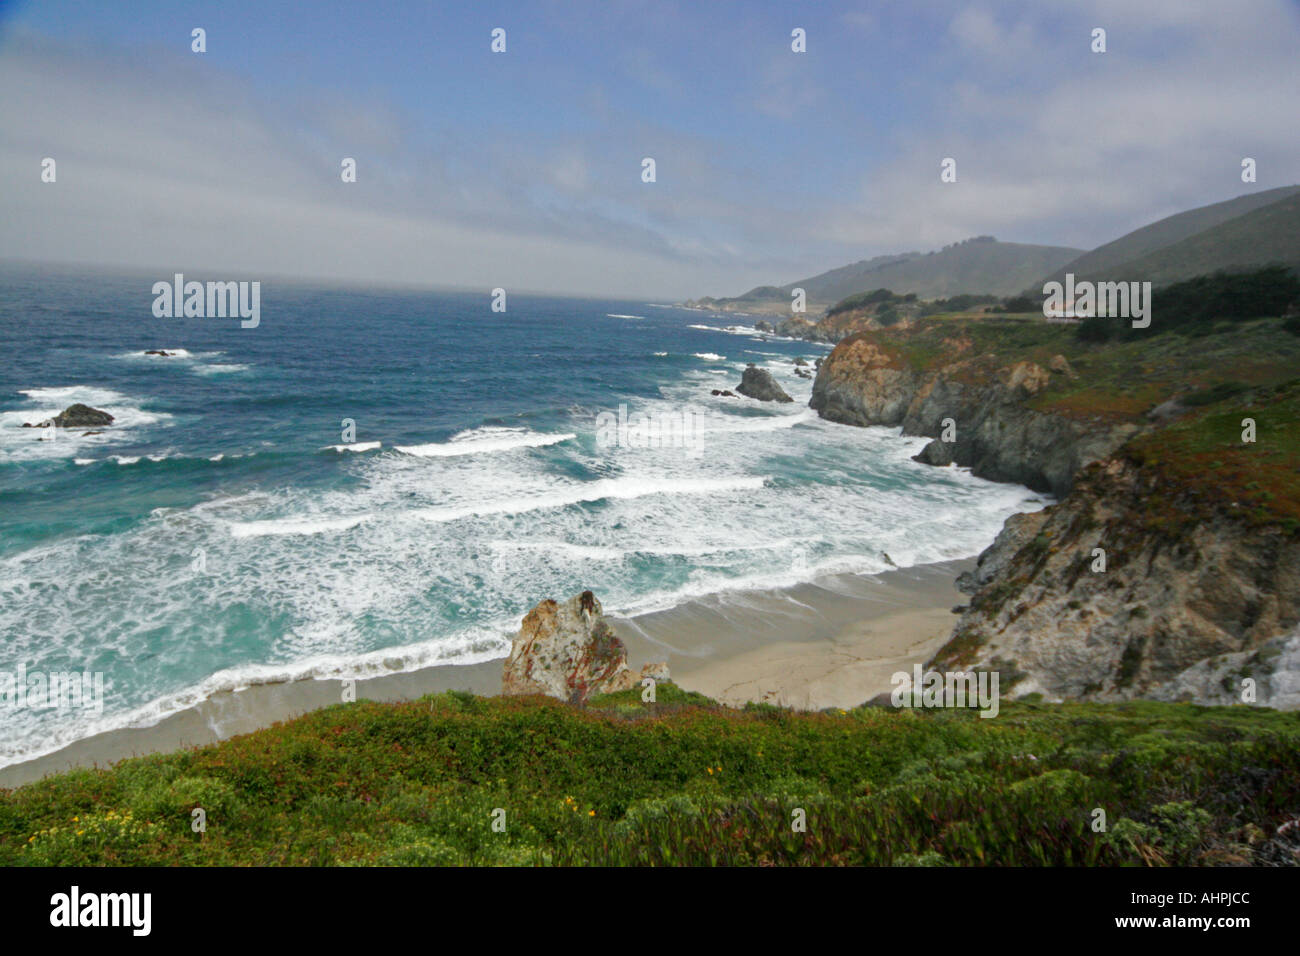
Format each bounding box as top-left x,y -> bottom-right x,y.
22,404 -> 115,429
736,364 -> 793,403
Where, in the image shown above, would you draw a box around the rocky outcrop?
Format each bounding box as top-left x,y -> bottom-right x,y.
811,322 -> 1299,708
809,337 -> 917,427
22,404 -> 115,429
1048,354 -> 1074,376
809,336 -> 1134,497
736,365 -> 793,403
502,591 -> 669,704
771,317 -> 838,343
931,458 -> 1300,704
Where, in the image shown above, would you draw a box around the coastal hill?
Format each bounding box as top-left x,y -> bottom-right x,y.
1033,185 -> 1300,292
683,237 -> 1082,314
809,267 -> 1300,707
685,186 -> 1300,321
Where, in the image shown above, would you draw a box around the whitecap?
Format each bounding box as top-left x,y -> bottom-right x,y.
228,514 -> 371,538
323,441 -> 382,453
395,428 -> 574,458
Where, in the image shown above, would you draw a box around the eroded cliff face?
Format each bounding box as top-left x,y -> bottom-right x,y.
932,458 -> 1300,704
809,327 -> 1300,707
809,335 -> 1135,497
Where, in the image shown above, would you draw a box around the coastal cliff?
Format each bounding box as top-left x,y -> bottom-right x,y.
937,455 -> 1300,706
810,313 -> 1300,705
809,329 -> 1136,497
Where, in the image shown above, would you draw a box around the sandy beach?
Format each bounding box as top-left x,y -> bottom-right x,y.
614,559 -> 972,709
0,559 -> 971,789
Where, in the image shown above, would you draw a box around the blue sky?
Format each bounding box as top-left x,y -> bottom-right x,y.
2,0 -> 1298,297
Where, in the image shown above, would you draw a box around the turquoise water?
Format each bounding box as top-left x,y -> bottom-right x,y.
0,264 -> 1048,765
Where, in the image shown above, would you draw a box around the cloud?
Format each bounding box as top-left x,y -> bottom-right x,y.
752,56 -> 822,121
2,1 -> 1299,300
0,29 -> 784,298
821,0 -> 1300,252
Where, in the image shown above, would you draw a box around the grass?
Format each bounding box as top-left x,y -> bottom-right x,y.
835,315 -> 1299,422
1125,378 -> 1300,531
1,688 -> 1297,866
831,313 -> 1300,528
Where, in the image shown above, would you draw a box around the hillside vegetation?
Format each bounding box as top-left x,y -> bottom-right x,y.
1,688 -> 1297,866
686,238 -> 1081,313
794,237 -> 1082,301
1036,185 -> 1300,292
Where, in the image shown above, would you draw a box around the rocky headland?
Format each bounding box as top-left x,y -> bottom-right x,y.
808,312 -> 1300,707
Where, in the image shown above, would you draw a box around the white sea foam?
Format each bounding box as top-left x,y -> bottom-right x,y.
0,361 -> 1055,770
697,408 -> 818,434
130,348 -> 196,359
0,629 -> 510,769
692,352 -> 725,361
409,475 -> 768,524
228,514 -> 371,538
0,386 -> 170,463
324,441 -> 382,453
491,540 -> 626,562
395,427 -> 574,458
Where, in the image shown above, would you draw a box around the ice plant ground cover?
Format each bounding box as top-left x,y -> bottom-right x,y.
1,686 -> 1297,867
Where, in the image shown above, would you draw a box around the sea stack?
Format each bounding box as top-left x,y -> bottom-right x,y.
736,364 -> 793,403
502,590 -> 669,704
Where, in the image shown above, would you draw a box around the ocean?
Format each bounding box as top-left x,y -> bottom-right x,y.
0,264 -> 1048,767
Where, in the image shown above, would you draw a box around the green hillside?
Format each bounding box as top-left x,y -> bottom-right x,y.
789,237 -> 1082,301
2,687 -> 1297,866
1089,191 -> 1300,286
1037,185 -> 1300,291
691,239 -> 1081,312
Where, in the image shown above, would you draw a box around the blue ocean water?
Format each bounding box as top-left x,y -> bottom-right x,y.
0,263 -> 1047,765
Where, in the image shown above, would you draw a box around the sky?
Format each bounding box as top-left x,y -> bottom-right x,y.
1,0 -> 1298,299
